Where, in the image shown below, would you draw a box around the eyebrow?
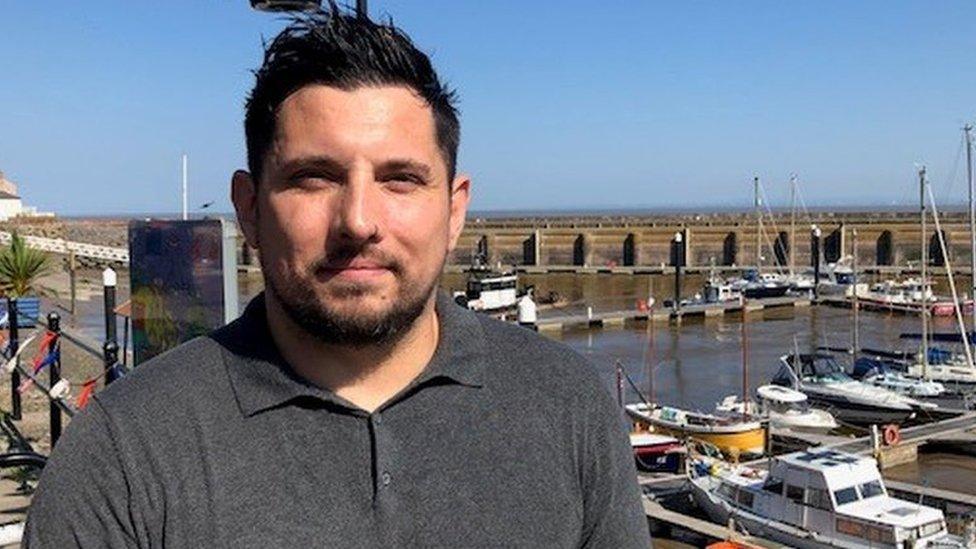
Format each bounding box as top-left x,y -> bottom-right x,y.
277,155 -> 348,178
376,159 -> 433,180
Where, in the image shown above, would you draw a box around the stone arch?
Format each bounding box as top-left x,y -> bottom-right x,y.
876,231 -> 893,266
824,229 -> 842,263
573,234 -> 586,266
929,230 -> 947,267
623,233 -> 636,266
722,232 -> 737,266
774,231 -> 790,267
475,235 -> 489,265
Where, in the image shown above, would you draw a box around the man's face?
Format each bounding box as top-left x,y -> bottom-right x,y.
233,85 -> 469,345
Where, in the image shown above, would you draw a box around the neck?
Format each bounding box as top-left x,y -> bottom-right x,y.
264,292 -> 440,413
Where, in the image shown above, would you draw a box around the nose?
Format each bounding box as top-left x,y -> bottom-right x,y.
334,170 -> 379,242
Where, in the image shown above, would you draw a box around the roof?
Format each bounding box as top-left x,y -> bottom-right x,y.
777,449 -> 868,472
0,191 -> 20,200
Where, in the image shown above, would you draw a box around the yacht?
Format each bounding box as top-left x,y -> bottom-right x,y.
731,270 -> 791,299
860,279 -> 972,317
453,267 -> 518,312
852,357 -> 946,398
689,449 -> 967,548
771,353 -> 922,426
716,385 -> 838,434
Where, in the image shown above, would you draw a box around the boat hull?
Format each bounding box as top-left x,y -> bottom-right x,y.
649,424 -> 766,457
803,392 -> 915,426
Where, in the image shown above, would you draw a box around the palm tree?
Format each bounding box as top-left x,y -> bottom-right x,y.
0,232 -> 50,298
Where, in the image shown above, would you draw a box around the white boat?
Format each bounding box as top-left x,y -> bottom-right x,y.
771,353 -> 925,426
453,267 -> 518,311
717,385 -> 838,434
689,449 -> 967,548
852,358 -> 946,398
624,403 -> 767,458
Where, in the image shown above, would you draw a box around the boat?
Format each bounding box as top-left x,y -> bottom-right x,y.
716,385 -> 838,434
771,353 -> 921,426
852,357 -> 946,398
625,403 -> 766,458
452,265 -> 518,312
858,278 -> 972,317
628,432 -> 683,473
731,270 -> 791,299
689,448 -> 967,548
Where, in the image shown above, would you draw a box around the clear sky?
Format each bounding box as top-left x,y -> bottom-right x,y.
2,1 -> 976,216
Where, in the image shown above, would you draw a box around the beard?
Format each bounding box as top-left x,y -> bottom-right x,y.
261,244 -> 440,347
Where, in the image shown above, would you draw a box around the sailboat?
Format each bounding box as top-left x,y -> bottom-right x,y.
899,166 -> 976,391
730,177 -> 792,299
624,317 -> 766,459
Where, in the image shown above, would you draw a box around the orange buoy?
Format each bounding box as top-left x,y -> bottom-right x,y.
883,424 -> 901,446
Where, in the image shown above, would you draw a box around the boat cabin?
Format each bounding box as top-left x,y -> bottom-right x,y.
714,450 -> 951,547
772,353 -> 851,386
457,268 -> 518,311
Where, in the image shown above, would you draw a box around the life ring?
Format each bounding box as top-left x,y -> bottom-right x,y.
883,424 -> 901,446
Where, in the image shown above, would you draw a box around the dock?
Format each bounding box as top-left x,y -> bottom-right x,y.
534,296 -> 810,332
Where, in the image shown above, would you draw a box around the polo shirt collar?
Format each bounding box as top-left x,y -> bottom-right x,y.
213,291 -> 488,417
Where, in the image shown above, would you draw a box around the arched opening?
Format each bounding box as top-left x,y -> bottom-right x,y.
722,232 -> 737,266
573,234 -> 586,266
876,231 -> 893,266
824,229 -> 842,263
929,230 -> 947,267
475,235 -> 489,265
623,233 -> 636,266
774,231 -> 790,267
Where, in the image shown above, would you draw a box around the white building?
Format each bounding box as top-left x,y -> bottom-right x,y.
0,171 -> 54,221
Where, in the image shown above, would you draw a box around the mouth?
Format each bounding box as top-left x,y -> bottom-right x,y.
316,261 -> 393,281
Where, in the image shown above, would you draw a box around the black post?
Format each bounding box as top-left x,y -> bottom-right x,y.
104,341 -> 120,385
103,268 -> 117,346
812,226 -> 822,300
356,0 -> 367,19
673,232 -> 685,314
7,298 -> 19,421
48,312 -> 62,446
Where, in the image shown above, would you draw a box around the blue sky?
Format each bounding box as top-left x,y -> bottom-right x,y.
1,1 -> 976,216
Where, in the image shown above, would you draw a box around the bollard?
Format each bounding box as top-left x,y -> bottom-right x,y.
104,340 -> 121,386
103,267 -> 118,345
7,298 -> 20,421
48,312 -> 62,446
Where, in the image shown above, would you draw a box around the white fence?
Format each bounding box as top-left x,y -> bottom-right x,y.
0,232 -> 129,263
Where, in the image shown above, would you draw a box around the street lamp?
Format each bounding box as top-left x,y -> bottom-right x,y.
250,0 -> 367,18
250,0 -> 322,11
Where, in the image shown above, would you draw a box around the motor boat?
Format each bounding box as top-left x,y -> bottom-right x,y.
852,357 -> 946,398
771,353 -> 922,426
689,448 -> 968,548
628,432 -> 683,473
731,270 -> 791,299
716,385 -> 838,434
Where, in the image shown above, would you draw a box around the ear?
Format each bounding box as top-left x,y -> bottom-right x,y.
231,170 -> 260,250
447,174 -> 471,252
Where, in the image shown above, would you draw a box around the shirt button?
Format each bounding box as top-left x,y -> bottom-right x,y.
381,472 -> 392,486
374,414 -> 382,425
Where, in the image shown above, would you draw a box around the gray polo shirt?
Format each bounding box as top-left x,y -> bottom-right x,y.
25,292 -> 649,548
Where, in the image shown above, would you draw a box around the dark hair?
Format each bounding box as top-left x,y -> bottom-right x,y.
244,5 -> 460,182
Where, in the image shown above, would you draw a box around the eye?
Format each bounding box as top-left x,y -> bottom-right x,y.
381,172 -> 426,192
289,170 -> 341,189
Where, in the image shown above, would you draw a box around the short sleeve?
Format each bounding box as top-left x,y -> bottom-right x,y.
579,387 -> 651,548
24,400 -> 138,548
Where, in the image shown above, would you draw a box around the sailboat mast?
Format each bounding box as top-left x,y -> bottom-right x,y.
852,228 -> 859,358
742,312 -> 749,418
790,175 -> 797,277
755,176 -> 762,271
920,166 -> 929,374
966,124 -> 975,335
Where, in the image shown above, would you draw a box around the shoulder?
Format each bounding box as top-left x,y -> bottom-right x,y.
92,335 -> 229,417
471,313 -> 610,404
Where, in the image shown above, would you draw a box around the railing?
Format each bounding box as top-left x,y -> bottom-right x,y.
0,231 -> 128,263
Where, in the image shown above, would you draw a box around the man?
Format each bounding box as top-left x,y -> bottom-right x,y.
26,8 -> 649,548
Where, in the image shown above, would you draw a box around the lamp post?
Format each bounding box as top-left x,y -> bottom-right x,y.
812,225 -> 822,300
673,231 -> 684,315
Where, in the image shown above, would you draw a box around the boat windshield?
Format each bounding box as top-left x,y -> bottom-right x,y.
859,480 -> 885,499
800,356 -> 852,383
834,486 -> 860,505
